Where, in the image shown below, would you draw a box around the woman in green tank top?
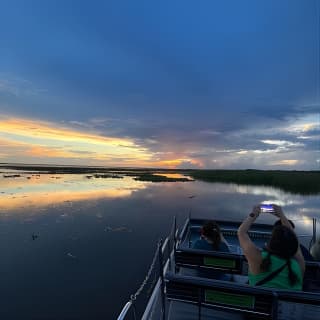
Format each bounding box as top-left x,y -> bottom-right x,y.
238,204 -> 305,290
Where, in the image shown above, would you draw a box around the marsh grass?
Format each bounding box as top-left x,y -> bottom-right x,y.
186,169 -> 320,195
1,164 -> 319,195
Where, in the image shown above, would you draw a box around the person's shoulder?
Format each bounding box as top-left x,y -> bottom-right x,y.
193,239 -> 210,250
219,242 -> 230,252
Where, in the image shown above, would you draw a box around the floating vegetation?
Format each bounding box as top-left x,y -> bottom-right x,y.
134,174 -> 192,182
32,233 -> 39,240
104,226 -> 132,232
93,173 -> 123,179
3,174 -> 21,178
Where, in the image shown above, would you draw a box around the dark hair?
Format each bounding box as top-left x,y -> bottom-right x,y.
261,225 -> 299,285
201,221 -> 221,250
273,219 -> 295,229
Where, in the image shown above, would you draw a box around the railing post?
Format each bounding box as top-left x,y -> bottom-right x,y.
313,218 -> 317,246
128,296 -> 137,320
173,216 -> 177,261
168,216 -> 176,271
168,236 -> 172,270
116,301 -> 132,320
158,239 -> 166,320
198,288 -> 201,320
131,300 -> 137,320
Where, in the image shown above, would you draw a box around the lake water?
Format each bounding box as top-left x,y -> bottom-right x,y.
0,170 -> 319,319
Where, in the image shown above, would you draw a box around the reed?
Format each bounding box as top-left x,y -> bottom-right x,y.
186,169 -> 320,195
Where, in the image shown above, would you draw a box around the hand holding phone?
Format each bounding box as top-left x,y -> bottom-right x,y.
271,204 -> 284,217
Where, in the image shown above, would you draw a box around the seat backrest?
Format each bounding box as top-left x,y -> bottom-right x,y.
303,261 -> 320,292
165,272 -> 277,319
175,248 -> 245,274
276,290 -> 320,320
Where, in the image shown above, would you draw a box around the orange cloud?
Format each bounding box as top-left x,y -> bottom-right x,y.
0,117 -> 132,145
0,115 -> 202,168
270,159 -> 300,166
25,146 -> 75,158
0,116 -> 153,164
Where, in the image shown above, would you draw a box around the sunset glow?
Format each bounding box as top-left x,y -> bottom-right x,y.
0,116 -> 156,166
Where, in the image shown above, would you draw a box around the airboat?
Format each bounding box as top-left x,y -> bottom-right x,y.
117,216 -> 320,320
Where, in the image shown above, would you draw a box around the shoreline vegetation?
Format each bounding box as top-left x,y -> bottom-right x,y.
0,164 -> 319,195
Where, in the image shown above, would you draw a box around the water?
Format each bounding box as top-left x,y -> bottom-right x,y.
0,171 -> 319,319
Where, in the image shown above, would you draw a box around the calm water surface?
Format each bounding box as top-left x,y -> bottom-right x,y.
0,170 -> 319,319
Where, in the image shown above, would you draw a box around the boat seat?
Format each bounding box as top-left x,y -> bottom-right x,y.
276,290 -> 320,320
303,261 -> 320,292
165,272 -> 277,320
175,248 -> 245,275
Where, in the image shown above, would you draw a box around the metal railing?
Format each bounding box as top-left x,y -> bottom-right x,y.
117,217 -> 177,320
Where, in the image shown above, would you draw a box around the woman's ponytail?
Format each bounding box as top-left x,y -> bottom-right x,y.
211,226 -> 221,250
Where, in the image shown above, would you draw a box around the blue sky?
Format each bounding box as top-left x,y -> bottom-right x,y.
0,0 -> 319,169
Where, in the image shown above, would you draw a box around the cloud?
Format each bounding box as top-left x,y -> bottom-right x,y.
0,116 -> 155,165
0,73 -> 46,97
269,159 -> 300,166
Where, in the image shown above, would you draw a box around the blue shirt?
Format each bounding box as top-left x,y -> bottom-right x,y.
193,238 -> 230,252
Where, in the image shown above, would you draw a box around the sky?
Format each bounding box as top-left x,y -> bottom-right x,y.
0,0 -> 319,170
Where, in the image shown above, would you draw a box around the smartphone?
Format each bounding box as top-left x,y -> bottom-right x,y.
260,204 -> 274,213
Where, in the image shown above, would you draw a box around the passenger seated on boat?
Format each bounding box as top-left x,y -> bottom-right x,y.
273,219 -> 314,261
238,204 -> 305,290
192,221 -> 231,281
193,221 -> 230,252
311,237 -> 320,261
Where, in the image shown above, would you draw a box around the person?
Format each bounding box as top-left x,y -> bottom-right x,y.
193,220 -> 229,252
192,221 -> 230,281
237,204 -> 305,290
273,219 -> 314,261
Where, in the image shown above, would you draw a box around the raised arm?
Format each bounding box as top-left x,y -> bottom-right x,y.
273,205 -> 305,275
237,205 -> 262,274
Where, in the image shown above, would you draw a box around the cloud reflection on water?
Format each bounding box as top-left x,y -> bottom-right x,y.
0,174 -> 146,213
0,173 -> 319,230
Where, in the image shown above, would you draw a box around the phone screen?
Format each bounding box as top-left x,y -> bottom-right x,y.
260,204 -> 274,213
